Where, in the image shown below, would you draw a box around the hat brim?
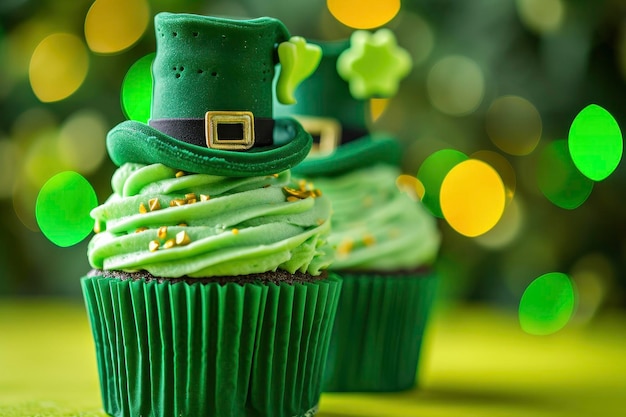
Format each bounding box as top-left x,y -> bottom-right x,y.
107,118 -> 312,176
291,134 -> 402,177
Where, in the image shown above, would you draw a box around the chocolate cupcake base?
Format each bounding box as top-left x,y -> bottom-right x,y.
81,272 -> 341,417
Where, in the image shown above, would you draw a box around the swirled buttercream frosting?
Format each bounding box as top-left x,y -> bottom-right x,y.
88,163 -> 333,277
310,164 -> 440,271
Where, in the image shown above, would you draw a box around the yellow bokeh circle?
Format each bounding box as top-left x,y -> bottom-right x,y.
486,95 -> 542,156
85,0 -> 150,54
516,0 -> 565,34
327,0 -> 401,29
427,55 -> 485,116
475,196 -> 524,249
29,33 -> 89,102
58,110 -> 108,175
394,12 -> 434,67
440,159 -> 506,237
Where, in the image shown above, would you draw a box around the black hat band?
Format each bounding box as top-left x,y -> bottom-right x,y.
149,113 -> 275,150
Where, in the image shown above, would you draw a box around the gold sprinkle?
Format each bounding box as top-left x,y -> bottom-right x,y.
163,238 -> 175,249
93,220 -> 102,234
232,228 -> 239,235
337,239 -> 354,256
170,199 -> 186,207
175,171 -> 185,178
363,234 -> 376,246
272,173 -> 279,178
283,187 -> 311,199
187,198 -> 197,204
283,183 -> 322,200
135,227 -> 148,233
185,193 -> 196,200
298,179 -> 307,191
139,202 -> 147,214
287,196 -> 300,203
314,189 -> 322,197
283,186 -> 301,197
178,223 -> 188,227
157,226 -> 168,239
200,194 -> 210,202
176,230 -> 191,246
149,198 -> 161,211
149,240 -> 159,252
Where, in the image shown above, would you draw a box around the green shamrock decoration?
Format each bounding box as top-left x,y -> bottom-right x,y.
276,36 -> 323,104
337,28 -> 412,99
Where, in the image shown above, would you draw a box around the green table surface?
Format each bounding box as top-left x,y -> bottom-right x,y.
0,299 -> 624,417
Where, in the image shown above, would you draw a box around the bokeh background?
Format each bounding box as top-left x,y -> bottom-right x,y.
1,0 -> 625,330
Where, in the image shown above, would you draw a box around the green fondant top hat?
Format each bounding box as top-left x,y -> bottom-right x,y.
275,30 -> 412,177
108,12 -> 321,177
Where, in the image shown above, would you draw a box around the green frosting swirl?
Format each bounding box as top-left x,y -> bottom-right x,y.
309,165 -> 440,271
88,163 -> 333,277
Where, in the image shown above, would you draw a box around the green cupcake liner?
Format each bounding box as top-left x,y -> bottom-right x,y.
81,274 -> 342,417
323,271 -> 436,392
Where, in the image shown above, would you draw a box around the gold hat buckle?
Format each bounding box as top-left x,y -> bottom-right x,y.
295,115 -> 341,155
205,111 -> 255,150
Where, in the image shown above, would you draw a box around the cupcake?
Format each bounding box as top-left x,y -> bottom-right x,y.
81,13 -> 341,417
276,35 -> 441,392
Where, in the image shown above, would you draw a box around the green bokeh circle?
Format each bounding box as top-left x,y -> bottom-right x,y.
568,104 -> 623,182
519,272 -> 576,336
416,149 -> 468,218
537,139 -> 593,210
36,171 -> 98,247
121,52 -> 154,123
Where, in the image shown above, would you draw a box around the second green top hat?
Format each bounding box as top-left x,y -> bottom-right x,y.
108,12 -> 320,177
275,33 -> 412,177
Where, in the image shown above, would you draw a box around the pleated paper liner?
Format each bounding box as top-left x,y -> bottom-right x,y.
81,273 -> 341,417
323,270 -> 437,392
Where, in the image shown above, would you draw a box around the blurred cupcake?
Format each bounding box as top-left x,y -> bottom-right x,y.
81,13 -> 341,417
276,33 -> 441,392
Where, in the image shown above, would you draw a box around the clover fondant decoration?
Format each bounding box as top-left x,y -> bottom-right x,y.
276,36 -> 323,105
337,28 -> 412,99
